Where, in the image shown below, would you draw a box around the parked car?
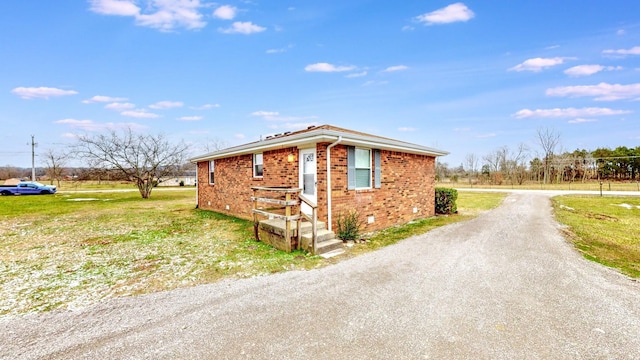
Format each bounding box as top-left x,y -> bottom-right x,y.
0,181 -> 57,195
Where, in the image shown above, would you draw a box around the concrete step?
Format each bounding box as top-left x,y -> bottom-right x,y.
320,248 -> 346,258
298,221 -> 327,234
300,229 -> 336,250
315,239 -> 344,255
300,230 -> 344,255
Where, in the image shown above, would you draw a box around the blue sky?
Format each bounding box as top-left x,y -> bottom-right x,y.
1,1 -> 639,168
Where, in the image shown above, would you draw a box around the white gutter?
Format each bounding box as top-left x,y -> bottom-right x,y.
326,136 -> 342,231
195,173 -> 199,208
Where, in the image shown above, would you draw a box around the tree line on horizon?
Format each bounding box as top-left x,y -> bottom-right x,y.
1,127 -> 637,195
438,145 -> 640,186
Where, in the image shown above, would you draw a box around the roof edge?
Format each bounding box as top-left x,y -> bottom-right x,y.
189,126 -> 449,162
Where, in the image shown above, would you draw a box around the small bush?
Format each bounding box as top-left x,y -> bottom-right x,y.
179,180 -> 185,187
435,187 -> 458,214
336,210 -> 363,241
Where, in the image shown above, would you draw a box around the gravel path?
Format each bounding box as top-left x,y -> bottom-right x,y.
2,192 -> 640,359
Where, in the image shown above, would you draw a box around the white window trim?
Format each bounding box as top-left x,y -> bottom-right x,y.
209,160 -> 215,184
253,153 -> 264,178
355,147 -> 372,189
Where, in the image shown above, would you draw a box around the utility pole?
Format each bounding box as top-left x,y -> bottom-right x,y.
30,135 -> 37,181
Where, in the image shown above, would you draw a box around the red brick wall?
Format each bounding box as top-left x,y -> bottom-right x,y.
197,147 -> 299,218
197,143 -> 436,232
320,143 -> 436,232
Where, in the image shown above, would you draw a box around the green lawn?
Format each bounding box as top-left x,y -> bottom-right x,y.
553,195 -> 640,278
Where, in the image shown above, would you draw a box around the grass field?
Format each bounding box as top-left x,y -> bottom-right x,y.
32,180 -> 144,191
553,195 -> 640,278
450,180 -> 640,192
0,189 -> 505,315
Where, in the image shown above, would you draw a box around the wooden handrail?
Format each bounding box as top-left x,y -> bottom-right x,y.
250,196 -> 298,206
251,186 -> 319,255
298,193 -> 317,208
252,187 -> 302,252
298,193 -> 318,255
252,186 -> 301,193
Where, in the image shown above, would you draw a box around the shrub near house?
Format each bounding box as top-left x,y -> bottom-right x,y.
435,188 -> 458,215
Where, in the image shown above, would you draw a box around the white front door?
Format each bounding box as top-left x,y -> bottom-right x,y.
299,148 -> 317,214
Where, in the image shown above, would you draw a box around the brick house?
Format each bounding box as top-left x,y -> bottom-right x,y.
190,125 -> 448,240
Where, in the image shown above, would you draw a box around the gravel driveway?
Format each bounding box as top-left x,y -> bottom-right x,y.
2,192 -> 640,359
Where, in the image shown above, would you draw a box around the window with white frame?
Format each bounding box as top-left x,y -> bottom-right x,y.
209,160 -> 215,184
355,148 -> 371,188
253,153 -> 263,177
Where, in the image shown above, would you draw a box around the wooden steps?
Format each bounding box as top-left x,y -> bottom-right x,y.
258,219 -> 345,256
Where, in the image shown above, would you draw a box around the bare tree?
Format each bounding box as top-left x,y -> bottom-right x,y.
435,161 -> 450,182
483,148 -> 505,185
202,137 -> 229,153
465,153 -> 479,186
483,144 -> 529,186
536,127 -> 561,184
0,166 -> 22,181
72,128 -> 189,198
42,148 -> 68,187
503,143 -> 529,186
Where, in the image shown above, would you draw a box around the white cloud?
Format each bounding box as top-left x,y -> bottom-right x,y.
602,46 -> 640,56
178,116 -> 203,121
383,65 -> 408,72
568,118 -> 597,124
251,110 -> 318,122
345,71 -> 367,78
121,109 -> 161,118
89,0 -> 206,31
219,21 -> 266,34
190,103 -> 220,110
402,25 -> 415,31
251,111 -> 279,118
398,127 -> 416,132
149,100 -> 183,109
61,133 -> 79,139
83,95 -> 128,103
266,44 -> 294,54
234,133 -> 245,139
546,82 -> 640,101
415,3 -> 475,25
563,64 -> 623,77
54,118 -> 146,131
509,57 -> 571,72
475,133 -> 496,138
188,130 -> 209,135
213,5 -> 237,20
617,29 -> 626,36
88,0 -> 140,16
105,102 -> 136,111
11,86 -> 78,99
362,80 -> 388,86
305,62 -> 356,72
513,107 -> 631,119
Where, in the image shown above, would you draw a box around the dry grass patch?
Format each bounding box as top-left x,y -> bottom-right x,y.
0,191 -> 322,315
1,190 -> 506,315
